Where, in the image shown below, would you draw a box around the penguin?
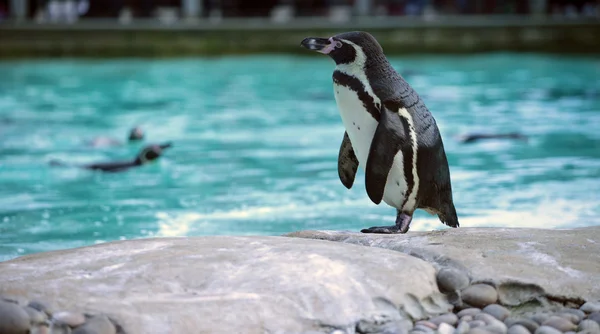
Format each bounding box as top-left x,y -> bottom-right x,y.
457,132 -> 528,144
50,142 -> 172,173
300,31 -> 459,234
86,126 -> 145,148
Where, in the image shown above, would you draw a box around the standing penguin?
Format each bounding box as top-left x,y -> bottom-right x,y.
300,31 -> 459,234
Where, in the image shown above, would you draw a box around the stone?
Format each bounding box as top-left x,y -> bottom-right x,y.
483,304 -> 511,321
542,316 -> 578,332
531,314 -> 551,325
50,323 -> 72,334
468,328 -> 495,334
462,316 -> 475,323
459,309 -> 483,318
475,313 -> 501,325
0,300 -> 31,334
588,312 -> 600,324
533,326 -> 562,334
483,322 -> 508,334
504,318 -> 540,333
457,321 -> 471,334
437,322 -> 455,334
429,313 -> 458,326
508,325 -> 531,334
579,320 -> 600,332
285,227 -> 600,303
462,284 -> 499,308
581,302 -> 600,314
0,236 -> 447,334
52,311 -> 86,327
27,300 -> 52,317
558,308 -> 585,322
72,315 -> 116,334
415,320 -> 437,329
436,267 -> 470,293
555,312 -> 579,325
30,325 -> 50,334
470,320 -> 487,328
413,324 -> 435,333
23,306 -> 47,325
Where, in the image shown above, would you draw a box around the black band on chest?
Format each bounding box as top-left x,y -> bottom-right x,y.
333,70 -> 380,121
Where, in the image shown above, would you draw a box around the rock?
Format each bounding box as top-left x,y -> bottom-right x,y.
470,320 -> 487,328
285,227 -> 600,303
415,321 -> 437,329
462,284 -> 499,308
508,325 -> 531,334
429,313 -> 458,326
462,316 -> 475,323
459,309 -> 483,318
52,311 -> 86,327
581,302 -> 600,314
27,300 -> 52,317
0,300 -> 31,334
533,326 -> 562,334
555,312 -> 579,325
0,236 -> 447,334
0,295 -> 28,306
541,316 -> 578,332
72,315 -> 116,334
483,304 -> 511,321
475,313 -> 508,334
413,324 -> 435,333
579,320 -> 600,332
456,321 -> 471,334
437,267 -> 470,293
531,314 -> 551,325
30,325 -> 50,334
468,328 -> 495,334
23,306 -> 47,325
437,322 -> 455,334
50,323 -> 72,334
557,308 -> 585,322
475,313 -> 500,325
588,312 -> 600,324
504,318 -> 540,333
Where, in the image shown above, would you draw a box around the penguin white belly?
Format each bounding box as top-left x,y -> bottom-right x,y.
333,84 -> 408,209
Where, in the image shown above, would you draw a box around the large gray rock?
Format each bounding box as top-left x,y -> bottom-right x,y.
286,226 -> 600,305
0,236 -> 451,334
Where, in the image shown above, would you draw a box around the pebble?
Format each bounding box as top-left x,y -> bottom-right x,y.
437,267 -> 470,293
462,284 -> 499,308
534,326 -> 562,334
508,325 -> 531,334
72,314 -> 116,334
579,319 -> 600,332
483,304 -> 511,321
505,318 -> 540,333
559,308 -> 586,322
531,314 -> 551,325
462,315 -> 475,323
415,320 -> 437,329
429,313 -> 458,326
52,311 -> 86,327
0,300 -> 31,334
413,324 -> 435,333
467,328 -> 495,334
456,321 -> 471,334
459,308 -> 483,318
555,312 -> 579,324
50,323 -> 72,334
588,312 -> 600,324
24,306 -> 48,325
542,316 -> 578,332
474,313 -> 498,325
30,325 -> 51,334
469,320 -> 487,328
438,322 -> 455,334
581,302 -> 600,314
27,300 -> 53,317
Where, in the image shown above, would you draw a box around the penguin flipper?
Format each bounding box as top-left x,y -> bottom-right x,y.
365,104 -> 410,205
338,131 -> 359,189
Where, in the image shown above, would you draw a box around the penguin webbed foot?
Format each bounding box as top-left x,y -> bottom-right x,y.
360,212 -> 412,234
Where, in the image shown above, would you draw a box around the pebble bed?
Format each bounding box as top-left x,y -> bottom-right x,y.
0,296 -> 122,334
411,267 -> 600,334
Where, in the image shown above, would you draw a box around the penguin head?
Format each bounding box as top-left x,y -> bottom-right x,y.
128,126 -> 144,141
300,31 -> 385,66
136,142 -> 172,165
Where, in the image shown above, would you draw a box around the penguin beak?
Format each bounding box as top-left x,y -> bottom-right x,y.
159,142 -> 172,150
301,37 -> 337,54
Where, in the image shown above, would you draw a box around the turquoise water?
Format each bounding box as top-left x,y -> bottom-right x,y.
1,53 -> 599,261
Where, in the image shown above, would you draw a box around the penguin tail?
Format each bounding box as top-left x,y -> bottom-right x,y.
440,203 -> 460,228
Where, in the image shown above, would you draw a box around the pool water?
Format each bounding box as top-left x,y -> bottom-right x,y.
1,53 -> 599,261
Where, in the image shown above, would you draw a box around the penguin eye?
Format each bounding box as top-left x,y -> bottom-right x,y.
334,41 -> 343,49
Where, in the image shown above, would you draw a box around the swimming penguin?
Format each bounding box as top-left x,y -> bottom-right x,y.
457,132 -> 528,144
50,142 -> 172,173
301,31 -> 459,234
86,126 -> 145,148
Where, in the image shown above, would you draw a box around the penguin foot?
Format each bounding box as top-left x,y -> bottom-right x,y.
360,212 -> 412,234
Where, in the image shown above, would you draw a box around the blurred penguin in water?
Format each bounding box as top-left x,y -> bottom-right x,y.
86,126 -> 145,148
457,132 -> 528,144
50,142 -> 172,173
